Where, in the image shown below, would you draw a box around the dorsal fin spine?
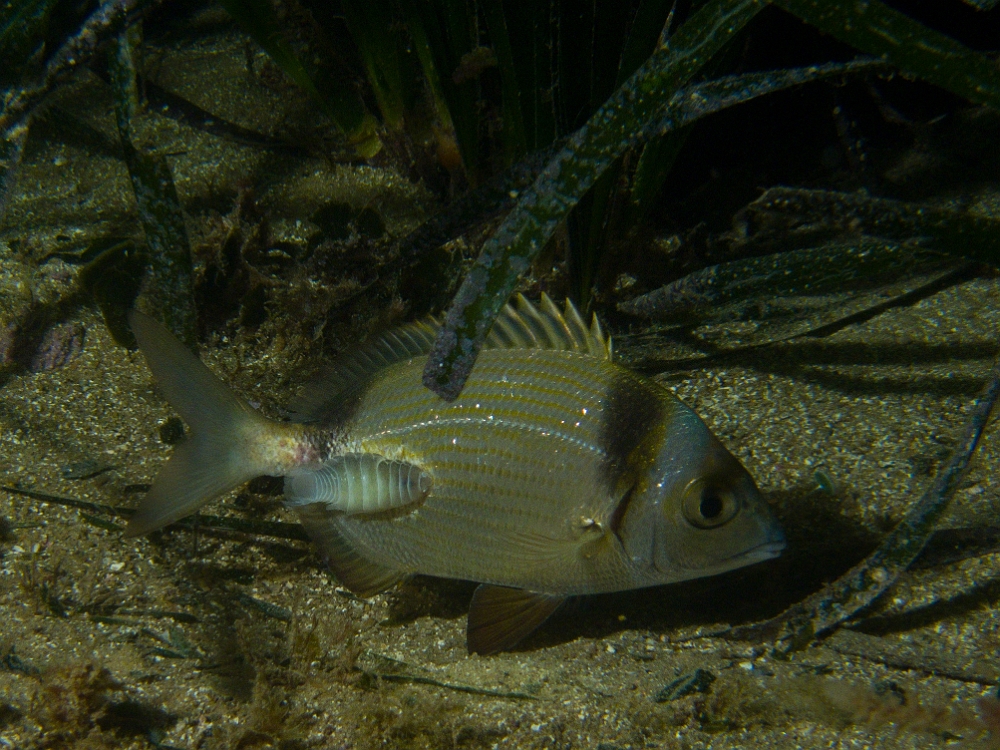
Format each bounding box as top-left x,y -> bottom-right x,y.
290,295 -> 611,422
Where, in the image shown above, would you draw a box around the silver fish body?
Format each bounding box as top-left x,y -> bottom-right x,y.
125,296 -> 784,653
299,347 -> 781,595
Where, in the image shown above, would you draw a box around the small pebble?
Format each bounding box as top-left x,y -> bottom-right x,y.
30,323 -> 85,372
61,459 -> 111,480
655,668 -> 716,703
159,417 -> 186,445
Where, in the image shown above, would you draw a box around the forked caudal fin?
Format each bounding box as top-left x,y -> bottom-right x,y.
125,311 -> 274,537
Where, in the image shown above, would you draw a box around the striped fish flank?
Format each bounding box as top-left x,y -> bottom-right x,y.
124,295 -> 785,654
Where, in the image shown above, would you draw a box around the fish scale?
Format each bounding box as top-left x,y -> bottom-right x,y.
332,349 -> 678,593
123,294 -> 784,653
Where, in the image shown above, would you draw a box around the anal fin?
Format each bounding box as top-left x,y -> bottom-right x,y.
466,585 -> 565,656
291,503 -> 404,597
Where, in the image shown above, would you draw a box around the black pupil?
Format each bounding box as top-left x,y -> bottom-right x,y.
699,489 -> 724,520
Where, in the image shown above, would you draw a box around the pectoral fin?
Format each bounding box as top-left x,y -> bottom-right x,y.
284,454 -> 432,515
466,585 -> 565,656
291,502 -> 404,596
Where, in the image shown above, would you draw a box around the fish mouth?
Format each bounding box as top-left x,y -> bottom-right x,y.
722,519 -> 787,564
659,538 -> 786,580
729,537 -> 786,565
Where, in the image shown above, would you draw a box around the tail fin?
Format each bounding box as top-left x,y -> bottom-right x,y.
126,311 -> 268,536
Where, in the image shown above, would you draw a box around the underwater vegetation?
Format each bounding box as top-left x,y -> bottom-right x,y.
2,0 -> 1000,748
0,0 -> 998,397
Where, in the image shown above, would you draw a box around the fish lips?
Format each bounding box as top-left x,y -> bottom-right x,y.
726,527 -> 787,566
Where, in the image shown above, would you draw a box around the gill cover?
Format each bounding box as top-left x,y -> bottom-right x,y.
617,396 -> 784,578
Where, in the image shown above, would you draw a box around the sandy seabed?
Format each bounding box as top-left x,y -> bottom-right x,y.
1,28 -> 999,749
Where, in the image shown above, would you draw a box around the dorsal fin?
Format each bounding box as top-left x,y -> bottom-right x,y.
289,294 -> 610,422
484,294 -> 611,358
288,319 -> 438,421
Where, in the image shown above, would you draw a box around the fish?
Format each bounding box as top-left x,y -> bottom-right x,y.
125,294 -> 785,654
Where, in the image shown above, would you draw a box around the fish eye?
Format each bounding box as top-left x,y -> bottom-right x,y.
700,489 -> 724,520
681,481 -> 739,529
